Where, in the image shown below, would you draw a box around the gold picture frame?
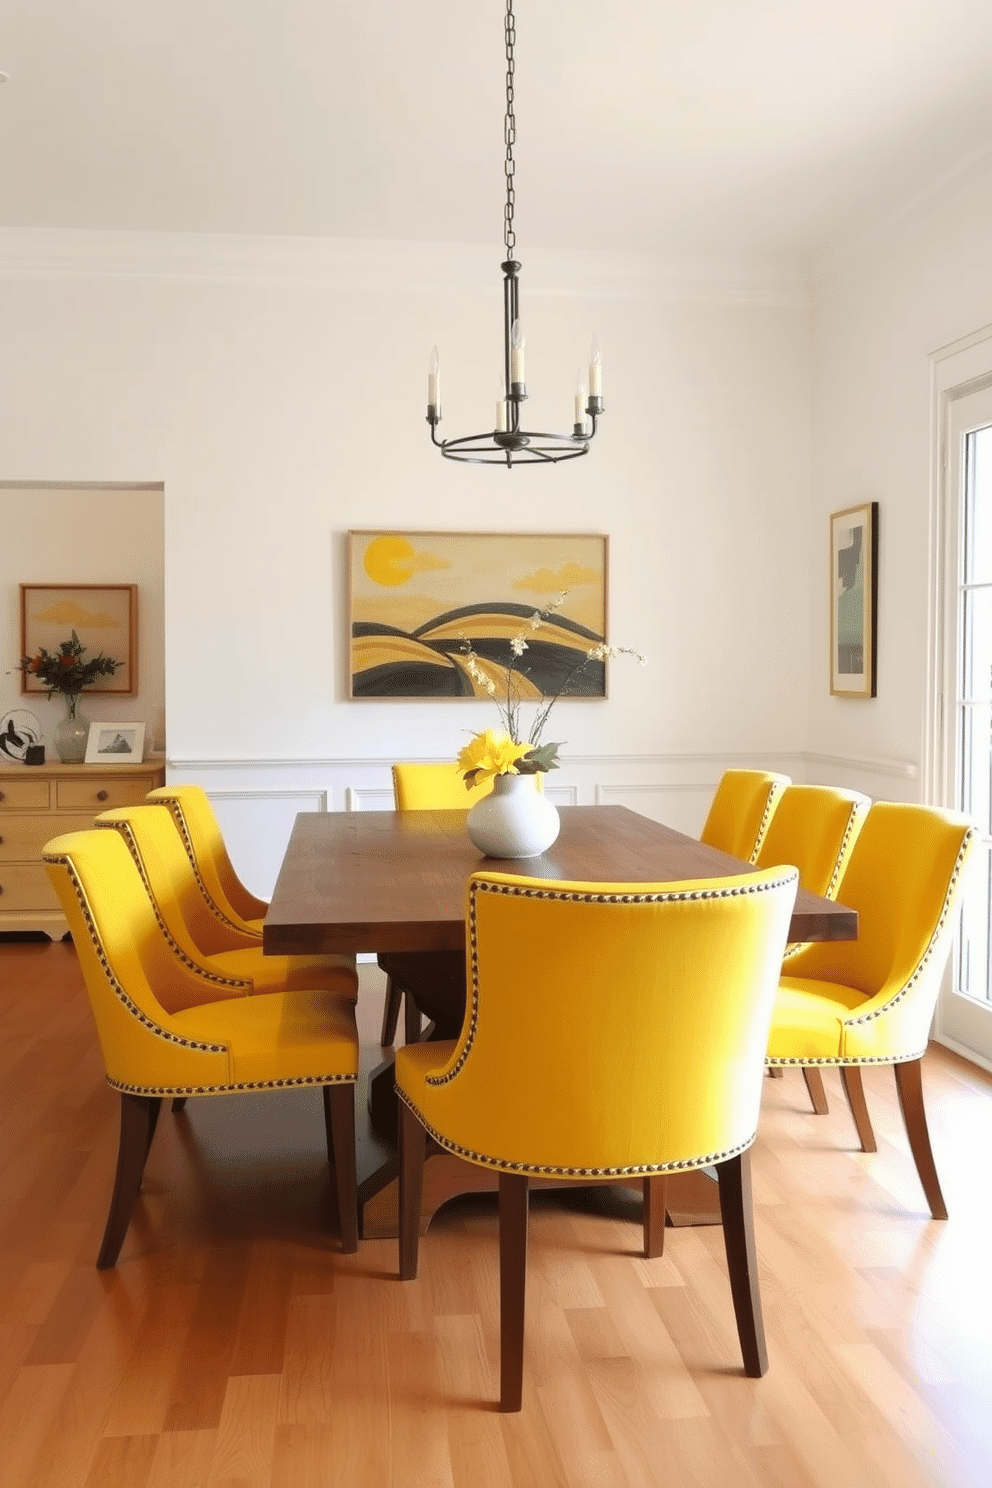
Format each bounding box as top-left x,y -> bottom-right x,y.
20,583 -> 138,696
829,504 -> 878,698
348,530 -> 608,700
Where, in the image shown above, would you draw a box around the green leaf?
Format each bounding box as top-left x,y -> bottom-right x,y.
517,742 -> 562,774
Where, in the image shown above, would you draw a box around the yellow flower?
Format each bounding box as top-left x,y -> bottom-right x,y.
457,729 -> 529,786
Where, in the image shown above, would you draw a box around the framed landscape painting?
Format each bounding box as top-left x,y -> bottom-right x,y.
348,531 -> 608,700
20,583 -> 138,696
829,503 -> 878,698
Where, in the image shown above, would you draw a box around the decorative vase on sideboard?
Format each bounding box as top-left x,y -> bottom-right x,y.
466,772 -> 560,859
53,694 -> 88,764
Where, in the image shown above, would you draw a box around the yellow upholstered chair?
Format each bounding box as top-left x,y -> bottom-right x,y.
379,760 -> 515,1046
392,760 -> 496,811
397,864 -> 798,1410
753,783 -> 871,1099
700,769 -> 790,863
766,802 -> 978,1218
43,829 -> 360,1265
95,804 -> 358,1002
145,784 -> 268,937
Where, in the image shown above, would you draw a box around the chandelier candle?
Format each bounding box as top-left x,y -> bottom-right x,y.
425,0 -> 606,466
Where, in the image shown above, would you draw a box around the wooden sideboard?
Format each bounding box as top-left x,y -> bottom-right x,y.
0,760 -> 165,936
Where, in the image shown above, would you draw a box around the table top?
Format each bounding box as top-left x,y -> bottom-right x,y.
263,804 -> 857,957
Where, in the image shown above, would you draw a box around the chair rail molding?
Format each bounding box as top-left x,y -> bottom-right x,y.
165,749 -> 917,897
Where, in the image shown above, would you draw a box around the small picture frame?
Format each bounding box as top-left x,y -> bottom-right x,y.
84,721 -> 146,764
830,503 -> 878,698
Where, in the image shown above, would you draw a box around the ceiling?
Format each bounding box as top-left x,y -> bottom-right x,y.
1,0 -> 991,262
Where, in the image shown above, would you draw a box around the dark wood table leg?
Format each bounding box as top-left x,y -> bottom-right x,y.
357,951 -> 724,1237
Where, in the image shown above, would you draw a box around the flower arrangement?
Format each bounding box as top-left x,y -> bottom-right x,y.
457,595 -> 646,788
19,630 -> 122,699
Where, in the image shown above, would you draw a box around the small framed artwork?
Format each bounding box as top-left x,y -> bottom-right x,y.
348,530 -> 609,700
20,584 -> 138,696
830,503 -> 878,698
84,721 -> 146,764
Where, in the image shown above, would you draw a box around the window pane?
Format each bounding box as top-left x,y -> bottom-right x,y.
963,425 -> 992,584
959,703 -> 992,833
961,588 -> 992,701
957,844 -> 992,1005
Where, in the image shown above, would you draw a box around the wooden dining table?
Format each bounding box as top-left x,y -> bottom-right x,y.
264,804 -> 857,1238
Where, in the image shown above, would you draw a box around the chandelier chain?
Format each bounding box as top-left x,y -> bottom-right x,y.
503,0 -> 516,257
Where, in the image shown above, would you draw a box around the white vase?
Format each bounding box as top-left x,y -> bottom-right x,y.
466,772 -> 560,859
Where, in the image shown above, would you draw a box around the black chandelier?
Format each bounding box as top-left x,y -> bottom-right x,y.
426,0 -> 604,467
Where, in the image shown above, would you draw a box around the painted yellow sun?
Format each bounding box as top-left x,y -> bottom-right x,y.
363,534 -> 416,587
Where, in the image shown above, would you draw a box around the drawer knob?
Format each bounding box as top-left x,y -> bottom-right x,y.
96,790 -> 109,802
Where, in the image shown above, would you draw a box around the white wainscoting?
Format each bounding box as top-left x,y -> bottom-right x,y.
165,749 -> 918,899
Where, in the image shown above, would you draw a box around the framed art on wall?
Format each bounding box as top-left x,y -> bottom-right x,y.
829,503 -> 878,698
348,531 -> 608,700
20,584 -> 138,696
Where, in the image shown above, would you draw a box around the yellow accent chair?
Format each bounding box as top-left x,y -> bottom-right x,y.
753,782 -> 871,1097
379,761 -> 506,1046
765,802 -> 978,1218
396,864 -> 799,1410
145,784 -> 269,937
700,769 -> 790,863
43,829 -> 360,1265
95,804 -> 358,1002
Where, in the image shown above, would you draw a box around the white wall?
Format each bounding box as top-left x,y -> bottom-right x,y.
0,484 -> 165,755
807,155 -> 992,802
0,231 -> 811,888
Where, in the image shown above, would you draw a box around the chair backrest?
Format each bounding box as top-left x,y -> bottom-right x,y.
700,770 -> 790,863
393,761 -> 495,810
784,802 -> 979,1058
96,804 -> 257,960
416,865 -> 797,1174
42,828 -> 237,1085
754,784 -> 870,898
145,784 -> 267,928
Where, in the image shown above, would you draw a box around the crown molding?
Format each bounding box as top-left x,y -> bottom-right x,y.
0,227 -> 808,307
803,142 -> 992,298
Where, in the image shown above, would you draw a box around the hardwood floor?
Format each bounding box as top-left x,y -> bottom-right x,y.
2,936 -> 990,1487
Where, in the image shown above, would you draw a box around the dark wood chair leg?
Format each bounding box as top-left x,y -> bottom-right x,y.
840,1066 -> 877,1152
715,1149 -> 768,1378
643,1175 -> 667,1258
499,1173 -> 529,1412
380,976 -> 402,1046
802,1066 -> 830,1115
767,1066 -> 785,1079
893,1058 -> 948,1220
398,1097 -> 427,1279
403,990 -> 422,1045
97,1093 -> 160,1270
171,1096 -> 187,1113
322,1083 -> 359,1253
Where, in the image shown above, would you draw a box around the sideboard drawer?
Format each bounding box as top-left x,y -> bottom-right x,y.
56,777 -> 153,811
0,814 -> 83,860
0,779 -> 51,810
0,863 -> 61,912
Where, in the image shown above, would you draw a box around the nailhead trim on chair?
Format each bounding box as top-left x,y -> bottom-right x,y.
750,780 -> 787,862
94,820 -> 251,991
159,796 -> 263,940
824,800 -> 866,900
398,1087 -> 755,1177
43,851 -> 228,1054
765,1050 -> 924,1068
109,1071 -> 357,1097
428,869 -> 798,1090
